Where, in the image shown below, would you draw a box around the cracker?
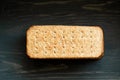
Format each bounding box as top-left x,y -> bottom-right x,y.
26,25 -> 104,59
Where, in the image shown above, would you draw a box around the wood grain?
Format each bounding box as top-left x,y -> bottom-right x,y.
0,0 -> 120,80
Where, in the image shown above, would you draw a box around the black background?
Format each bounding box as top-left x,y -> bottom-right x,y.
0,0 -> 120,80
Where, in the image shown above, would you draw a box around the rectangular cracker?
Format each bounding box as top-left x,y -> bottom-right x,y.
26,25 -> 104,59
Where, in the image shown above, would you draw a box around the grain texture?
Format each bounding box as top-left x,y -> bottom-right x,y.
26,25 -> 104,59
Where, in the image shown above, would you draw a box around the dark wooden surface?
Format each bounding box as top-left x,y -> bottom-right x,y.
0,0 -> 120,80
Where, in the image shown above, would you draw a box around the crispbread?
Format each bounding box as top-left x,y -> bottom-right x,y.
26,25 -> 104,59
